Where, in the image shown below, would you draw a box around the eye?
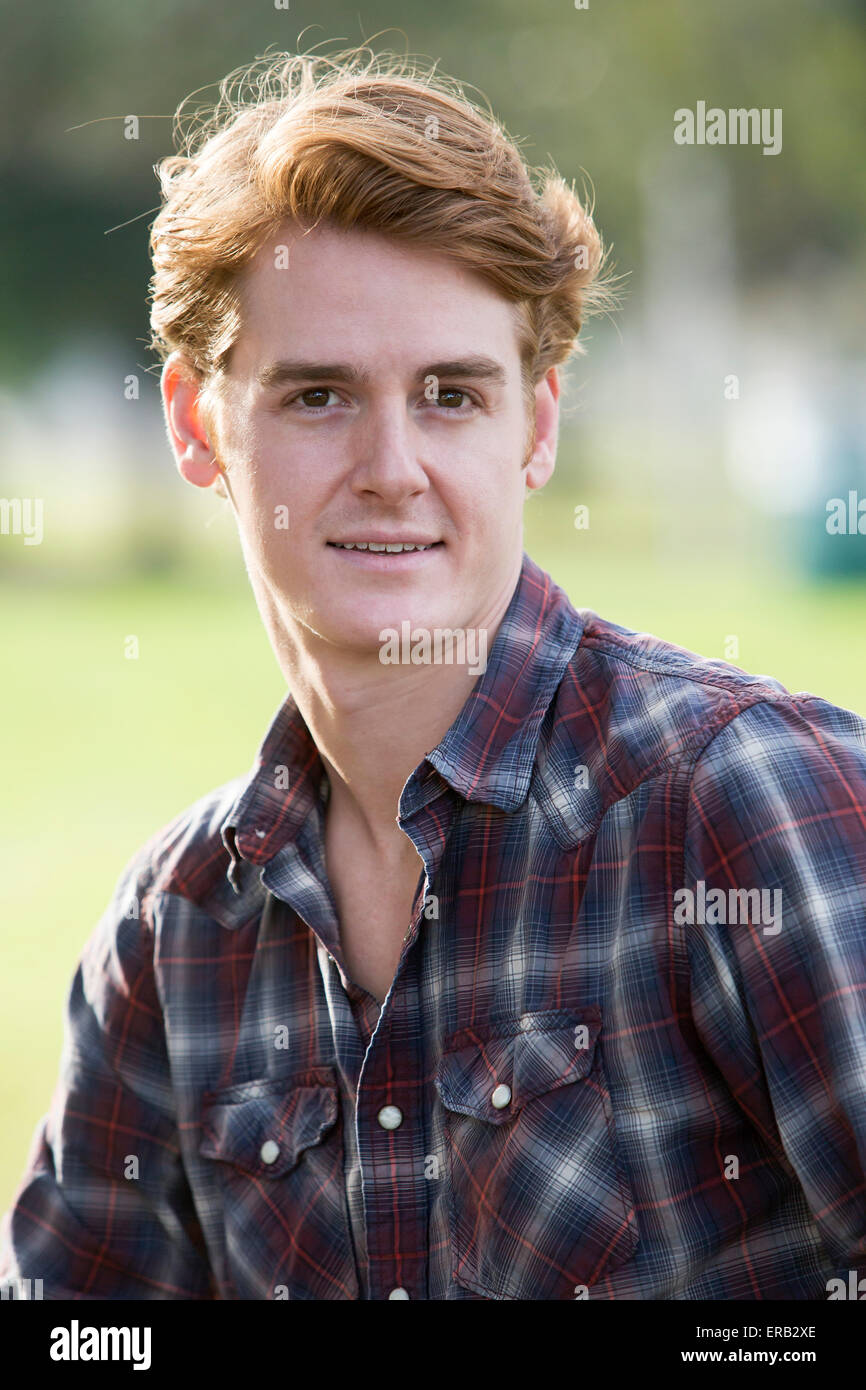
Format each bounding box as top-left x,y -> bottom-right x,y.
286,387 -> 340,411
430,388 -> 477,411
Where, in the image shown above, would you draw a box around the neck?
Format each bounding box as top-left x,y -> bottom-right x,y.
265,561 -> 521,857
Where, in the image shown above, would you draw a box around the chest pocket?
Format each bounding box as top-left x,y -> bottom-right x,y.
199,1068 -> 359,1300
434,1008 -> 639,1300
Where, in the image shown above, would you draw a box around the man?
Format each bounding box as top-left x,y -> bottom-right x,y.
2,47 -> 865,1302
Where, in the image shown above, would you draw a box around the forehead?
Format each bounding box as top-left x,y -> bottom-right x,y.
231,220 -> 524,369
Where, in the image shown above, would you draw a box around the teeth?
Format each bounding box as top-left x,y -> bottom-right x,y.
334,542 -> 433,552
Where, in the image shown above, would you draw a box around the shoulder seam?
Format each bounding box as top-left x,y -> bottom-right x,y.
578,628 -> 792,703
678,695 -> 809,857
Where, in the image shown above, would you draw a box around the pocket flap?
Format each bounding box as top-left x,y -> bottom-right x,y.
200,1068 -> 339,1178
434,1008 -> 601,1124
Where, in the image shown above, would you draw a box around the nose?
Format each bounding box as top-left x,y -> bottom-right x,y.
348,395 -> 430,504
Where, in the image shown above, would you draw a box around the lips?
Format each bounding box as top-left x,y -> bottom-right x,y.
326,539 -> 444,550
327,539 -> 442,548
326,539 -> 445,563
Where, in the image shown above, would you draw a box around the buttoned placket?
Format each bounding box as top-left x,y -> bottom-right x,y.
308,840 -> 433,1300
257,765 -> 456,1300
349,783 -> 455,1301
354,860 -> 431,1301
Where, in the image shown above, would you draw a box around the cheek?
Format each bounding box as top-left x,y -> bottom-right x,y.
250,484 -> 323,573
234,447 -> 296,535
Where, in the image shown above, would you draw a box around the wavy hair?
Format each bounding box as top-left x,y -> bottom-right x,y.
148,43 -> 619,427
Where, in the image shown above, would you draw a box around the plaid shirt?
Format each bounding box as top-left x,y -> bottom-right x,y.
2,549 -> 865,1301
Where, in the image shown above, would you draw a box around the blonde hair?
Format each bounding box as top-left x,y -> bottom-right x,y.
148,44 -> 618,427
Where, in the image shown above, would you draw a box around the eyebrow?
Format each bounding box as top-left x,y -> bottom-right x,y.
256,355 -> 509,391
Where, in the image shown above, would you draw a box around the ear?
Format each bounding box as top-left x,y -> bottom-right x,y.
160,352 -> 225,490
524,366 -> 559,492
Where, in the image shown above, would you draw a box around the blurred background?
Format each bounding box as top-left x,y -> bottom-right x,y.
1,0 -> 864,1211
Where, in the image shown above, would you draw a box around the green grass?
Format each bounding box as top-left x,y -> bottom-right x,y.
2,501 -> 864,1214
0,572 -> 287,1212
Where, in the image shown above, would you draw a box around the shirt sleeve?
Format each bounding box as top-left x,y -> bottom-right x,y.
682,693 -> 866,1281
0,851 -> 215,1299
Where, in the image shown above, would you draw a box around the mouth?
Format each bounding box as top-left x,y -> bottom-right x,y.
326,539 -> 445,563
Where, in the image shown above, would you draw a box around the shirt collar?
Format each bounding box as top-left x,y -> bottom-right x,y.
220,550 -> 586,890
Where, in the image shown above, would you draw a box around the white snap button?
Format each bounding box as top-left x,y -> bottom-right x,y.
377,1105 -> 403,1130
260,1139 -> 280,1164
491,1083 -> 512,1109
388,1287 -> 410,1299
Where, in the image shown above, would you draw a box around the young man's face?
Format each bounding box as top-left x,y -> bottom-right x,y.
164,220 -> 559,662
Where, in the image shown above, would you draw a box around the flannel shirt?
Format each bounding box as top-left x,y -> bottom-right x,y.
2,549 -> 865,1300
